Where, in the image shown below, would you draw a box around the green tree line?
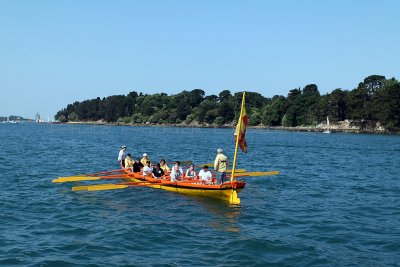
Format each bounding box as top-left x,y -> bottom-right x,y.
55,75 -> 400,130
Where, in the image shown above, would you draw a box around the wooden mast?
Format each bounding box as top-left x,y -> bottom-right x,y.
229,92 -> 246,205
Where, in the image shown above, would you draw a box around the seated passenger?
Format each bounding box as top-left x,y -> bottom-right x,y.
152,163 -> 164,179
141,153 -> 151,166
170,161 -> 183,182
198,165 -> 213,185
159,159 -> 170,173
142,161 -> 153,176
185,164 -> 197,180
124,153 -> 134,172
133,158 -> 144,173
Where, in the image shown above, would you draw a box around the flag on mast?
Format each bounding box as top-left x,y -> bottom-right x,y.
234,101 -> 248,153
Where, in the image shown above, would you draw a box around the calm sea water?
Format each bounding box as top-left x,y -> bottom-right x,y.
0,123 -> 399,266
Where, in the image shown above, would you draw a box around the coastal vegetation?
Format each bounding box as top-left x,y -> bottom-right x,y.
55,75 -> 400,131
0,115 -> 32,122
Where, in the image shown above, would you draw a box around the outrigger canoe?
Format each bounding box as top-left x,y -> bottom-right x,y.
53,168 -> 281,205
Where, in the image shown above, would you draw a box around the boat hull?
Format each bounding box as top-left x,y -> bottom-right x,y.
123,171 -> 245,204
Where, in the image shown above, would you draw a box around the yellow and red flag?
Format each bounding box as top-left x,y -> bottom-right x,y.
234,104 -> 248,153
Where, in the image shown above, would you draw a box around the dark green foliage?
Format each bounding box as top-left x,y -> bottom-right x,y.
324,89 -> 348,121
193,100 -> 218,122
219,90 -> 232,102
54,75 -> 400,131
262,96 -> 287,126
369,79 -> 400,130
218,101 -> 234,122
248,108 -> 262,126
205,94 -> 218,102
282,85 -> 320,126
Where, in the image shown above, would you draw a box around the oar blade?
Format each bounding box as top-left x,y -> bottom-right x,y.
72,184 -> 129,191
226,169 -> 246,173
52,176 -> 100,183
179,160 -> 193,165
198,163 -> 213,168
235,171 -> 280,177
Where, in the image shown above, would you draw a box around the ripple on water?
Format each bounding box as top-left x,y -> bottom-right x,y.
1,125 -> 400,266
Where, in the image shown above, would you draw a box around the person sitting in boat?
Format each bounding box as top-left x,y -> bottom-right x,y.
125,153 -> 134,172
185,164 -> 197,180
141,153 -> 151,166
199,165 -> 213,185
214,148 -> 228,184
159,159 -> 170,173
142,161 -> 153,176
152,163 -> 164,179
118,145 -> 127,168
133,158 -> 144,173
170,161 -> 183,182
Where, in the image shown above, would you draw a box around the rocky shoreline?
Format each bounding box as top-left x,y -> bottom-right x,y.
63,120 -> 399,135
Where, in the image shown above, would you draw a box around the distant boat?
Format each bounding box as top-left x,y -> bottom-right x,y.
323,116 -> 331,134
6,117 -> 18,124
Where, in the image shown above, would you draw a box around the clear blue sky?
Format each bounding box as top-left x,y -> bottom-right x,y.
1,0 -> 399,119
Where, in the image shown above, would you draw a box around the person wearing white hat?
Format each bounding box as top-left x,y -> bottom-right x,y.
141,153 -> 151,166
118,145 -> 127,168
214,148 -> 228,184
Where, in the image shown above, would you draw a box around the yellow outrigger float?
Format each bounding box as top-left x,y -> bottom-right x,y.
53,92 -> 279,205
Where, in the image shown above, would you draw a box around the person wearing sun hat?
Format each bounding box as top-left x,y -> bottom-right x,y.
118,145 -> 127,168
214,148 -> 228,184
141,153 -> 151,166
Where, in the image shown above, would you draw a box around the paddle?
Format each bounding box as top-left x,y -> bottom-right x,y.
72,181 -> 156,191
167,160 -> 193,165
52,173 -> 131,183
211,169 -> 246,173
196,163 -> 246,173
228,171 -> 280,177
53,168 -> 126,182
84,169 -> 125,176
198,163 -> 213,168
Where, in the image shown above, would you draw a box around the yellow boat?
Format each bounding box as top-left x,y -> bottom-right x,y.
122,172 -> 246,204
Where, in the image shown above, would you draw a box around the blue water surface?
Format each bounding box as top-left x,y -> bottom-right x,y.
0,123 -> 399,266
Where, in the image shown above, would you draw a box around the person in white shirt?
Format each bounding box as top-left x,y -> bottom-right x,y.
118,145 -> 127,168
170,161 -> 183,182
198,166 -> 213,184
142,161 -> 153,176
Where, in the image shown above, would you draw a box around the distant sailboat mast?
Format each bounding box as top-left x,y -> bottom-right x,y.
327,116 -> 330,130
323,116 -> 331,133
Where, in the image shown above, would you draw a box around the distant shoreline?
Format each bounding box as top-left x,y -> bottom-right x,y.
62,120 -> 399,135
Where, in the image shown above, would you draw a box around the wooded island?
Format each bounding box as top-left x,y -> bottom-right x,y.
55,75 -> 400,132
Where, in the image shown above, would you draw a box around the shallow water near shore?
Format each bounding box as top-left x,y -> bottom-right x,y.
1,123 -> 399,266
